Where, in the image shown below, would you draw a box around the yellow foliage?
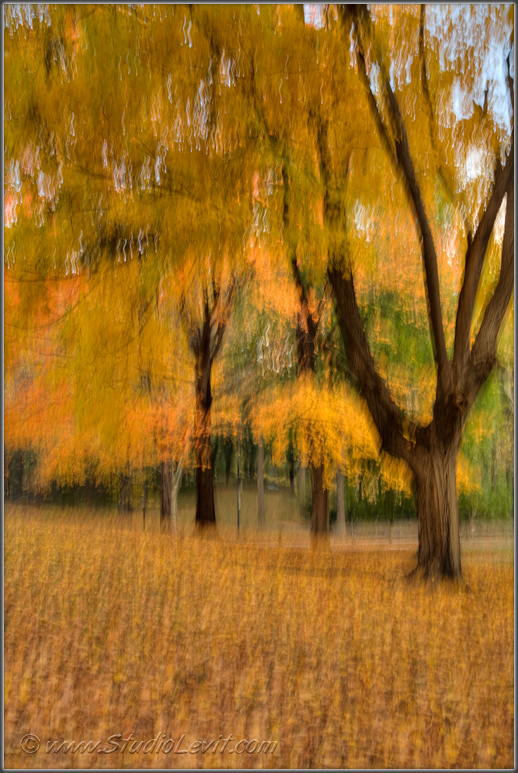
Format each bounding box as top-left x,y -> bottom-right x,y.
252,374 -> 380,487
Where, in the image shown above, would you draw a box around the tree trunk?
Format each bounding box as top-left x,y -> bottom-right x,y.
412,444 -> 462,579
257,438 -> 265,529
194,334 -> 216,528
160,460 -> 172,533
248,441 -> 256,481
142,480 -> 148,530
336,468 -> 346,535
170,462 -> 182,532
4,455 -> 10,501
194,391 -> 216,527
196,426 -> 216,527
298,465 -> 306,505
289,456 -> 295,494
310,463 -> 329,542
119,472 -> 132,515
224,437 -> 233,485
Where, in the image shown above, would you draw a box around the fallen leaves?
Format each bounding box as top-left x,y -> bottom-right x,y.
4,505 -> 513,768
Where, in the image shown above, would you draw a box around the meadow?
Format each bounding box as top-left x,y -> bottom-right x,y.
4,496 -> 514,769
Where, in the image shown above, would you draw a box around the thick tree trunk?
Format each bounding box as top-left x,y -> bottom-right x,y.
257,438 -> 265,529
412,444 -> 462,579
160,460 -> 172,533
310,463 -> 329,542
336,468 -> 346,535
195,425 -> 216,527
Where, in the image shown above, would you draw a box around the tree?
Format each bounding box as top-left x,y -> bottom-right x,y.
326,5 -> 513,577
180,264 -> 237,527
4,5 -> 254,527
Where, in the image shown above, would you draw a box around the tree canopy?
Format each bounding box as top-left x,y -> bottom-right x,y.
4,4 -> 513,574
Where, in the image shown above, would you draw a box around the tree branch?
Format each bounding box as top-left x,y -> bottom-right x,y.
453,137 -> 514,372
179,294 -> 201,356
311,83 -> 417,465
291,256 -> 319,341
210,275 -> 236,365
345,5 -> 450,386
328,264 -> 417,466
464,176 -> 514,405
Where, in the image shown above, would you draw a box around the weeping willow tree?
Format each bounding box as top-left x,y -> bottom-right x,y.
4,5 -> 259,526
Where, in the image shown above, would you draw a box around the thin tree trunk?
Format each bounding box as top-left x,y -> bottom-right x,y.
336,468 -> 346,535
160,460 -> 172,533
257,438 -> 265,529
4,455 -> 10,501
310,463 -> 329,544
194,340 -> 216,528
298,465 -> 306,505
171,462 -> 183,532
289,455 -> 295,494
224,437 -> 233,485
142,480 -> 148,531
119,471 -> 132,515
412,443 -> 462,579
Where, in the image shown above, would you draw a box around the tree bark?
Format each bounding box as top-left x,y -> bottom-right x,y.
412,441 -> 462,579
257,438 -> 265,529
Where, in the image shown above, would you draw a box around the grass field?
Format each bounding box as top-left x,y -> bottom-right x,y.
4,498 -> 514,769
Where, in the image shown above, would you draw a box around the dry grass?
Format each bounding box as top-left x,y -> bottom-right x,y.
4,504 -> 514,769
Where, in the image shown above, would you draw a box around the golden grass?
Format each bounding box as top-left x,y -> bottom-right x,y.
4,505 -> 514,769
